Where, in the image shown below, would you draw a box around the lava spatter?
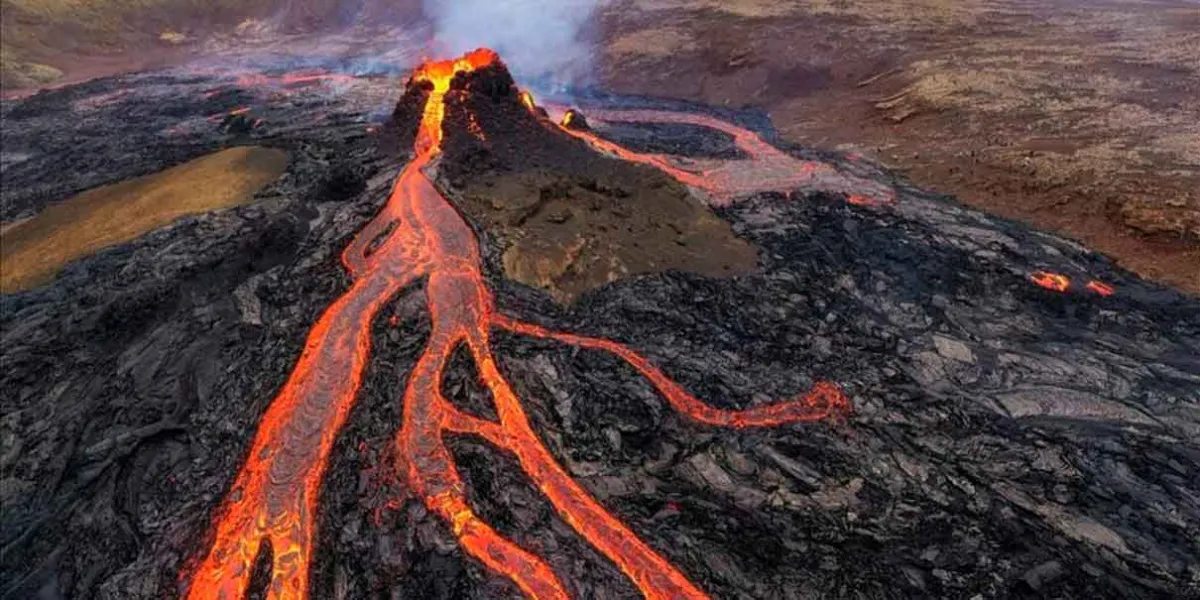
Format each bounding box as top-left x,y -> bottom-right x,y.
184,49 -> 850,600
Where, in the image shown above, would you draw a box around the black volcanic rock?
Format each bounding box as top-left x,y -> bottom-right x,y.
437,60 -> 601,178
219,112 -> 259,134
0,66 -> 1197,600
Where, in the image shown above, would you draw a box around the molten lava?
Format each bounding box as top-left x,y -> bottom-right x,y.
847,194 -> 891,207
1086,280 -> 1115,297
548,105 -> 896,207
1031,270 -> 1071,292
184,49 -> 850,600
520,90 -> 537,111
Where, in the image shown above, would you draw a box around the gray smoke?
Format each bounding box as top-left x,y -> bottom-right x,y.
423,0 -> 610,88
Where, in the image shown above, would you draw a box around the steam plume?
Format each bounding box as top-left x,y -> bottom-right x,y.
422,0 -> 610,88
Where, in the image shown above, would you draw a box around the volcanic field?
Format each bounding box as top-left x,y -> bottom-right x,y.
1,51 -> 1198,599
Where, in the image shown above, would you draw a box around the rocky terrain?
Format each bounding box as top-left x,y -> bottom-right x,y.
3,0 -> 1197,294
1,61 -> 1199,599
600,0 -> 1200,293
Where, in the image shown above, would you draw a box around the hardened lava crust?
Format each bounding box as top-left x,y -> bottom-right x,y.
0,61 -> 1197,599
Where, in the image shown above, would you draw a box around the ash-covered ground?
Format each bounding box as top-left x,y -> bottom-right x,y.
1,65 -> 1198,599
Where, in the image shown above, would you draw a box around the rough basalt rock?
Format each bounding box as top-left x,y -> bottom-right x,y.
0,65 -> 1197,599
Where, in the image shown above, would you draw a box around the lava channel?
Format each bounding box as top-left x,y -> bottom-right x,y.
548,103 -> 896,207
183,48 -> 851,600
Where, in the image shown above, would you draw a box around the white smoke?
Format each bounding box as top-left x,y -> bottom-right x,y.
422,0 -> 610,89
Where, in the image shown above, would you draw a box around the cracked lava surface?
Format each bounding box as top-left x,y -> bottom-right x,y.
182,49 -> 851,600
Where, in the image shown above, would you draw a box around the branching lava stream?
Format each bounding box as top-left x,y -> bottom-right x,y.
184,49 -> 851,600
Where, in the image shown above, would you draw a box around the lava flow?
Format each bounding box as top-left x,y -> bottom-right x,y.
1031,270 -> 1071,292
549,104 -> 896,207
1086,279 -> 1116,297
184,49 -> 850,600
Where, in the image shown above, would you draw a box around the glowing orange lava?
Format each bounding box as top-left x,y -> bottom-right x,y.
1031,270 -> 1071,292
847,194 -> 889,207
520,90 -> 537,111
1086,280 -> 1115,297
184,49 -> 850,600
548,105 -> 896,207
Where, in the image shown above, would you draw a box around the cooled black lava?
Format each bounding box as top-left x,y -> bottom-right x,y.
1,65 -> 1198,600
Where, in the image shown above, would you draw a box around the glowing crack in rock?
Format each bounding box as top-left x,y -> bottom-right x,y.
1086,279 -> 1115,297
1031,270 -> 1071,293
183,49 -> 850,600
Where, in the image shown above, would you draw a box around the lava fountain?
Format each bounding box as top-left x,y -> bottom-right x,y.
183,49 -> 851,600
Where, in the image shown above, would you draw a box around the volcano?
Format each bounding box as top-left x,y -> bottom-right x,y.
185,48 -> 849,600
1,50 -> 1198,600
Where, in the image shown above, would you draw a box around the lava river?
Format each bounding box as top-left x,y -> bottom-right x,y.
183,49 -> 851,600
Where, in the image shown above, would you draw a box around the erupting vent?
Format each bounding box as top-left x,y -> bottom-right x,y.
182,49 -> 850,600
